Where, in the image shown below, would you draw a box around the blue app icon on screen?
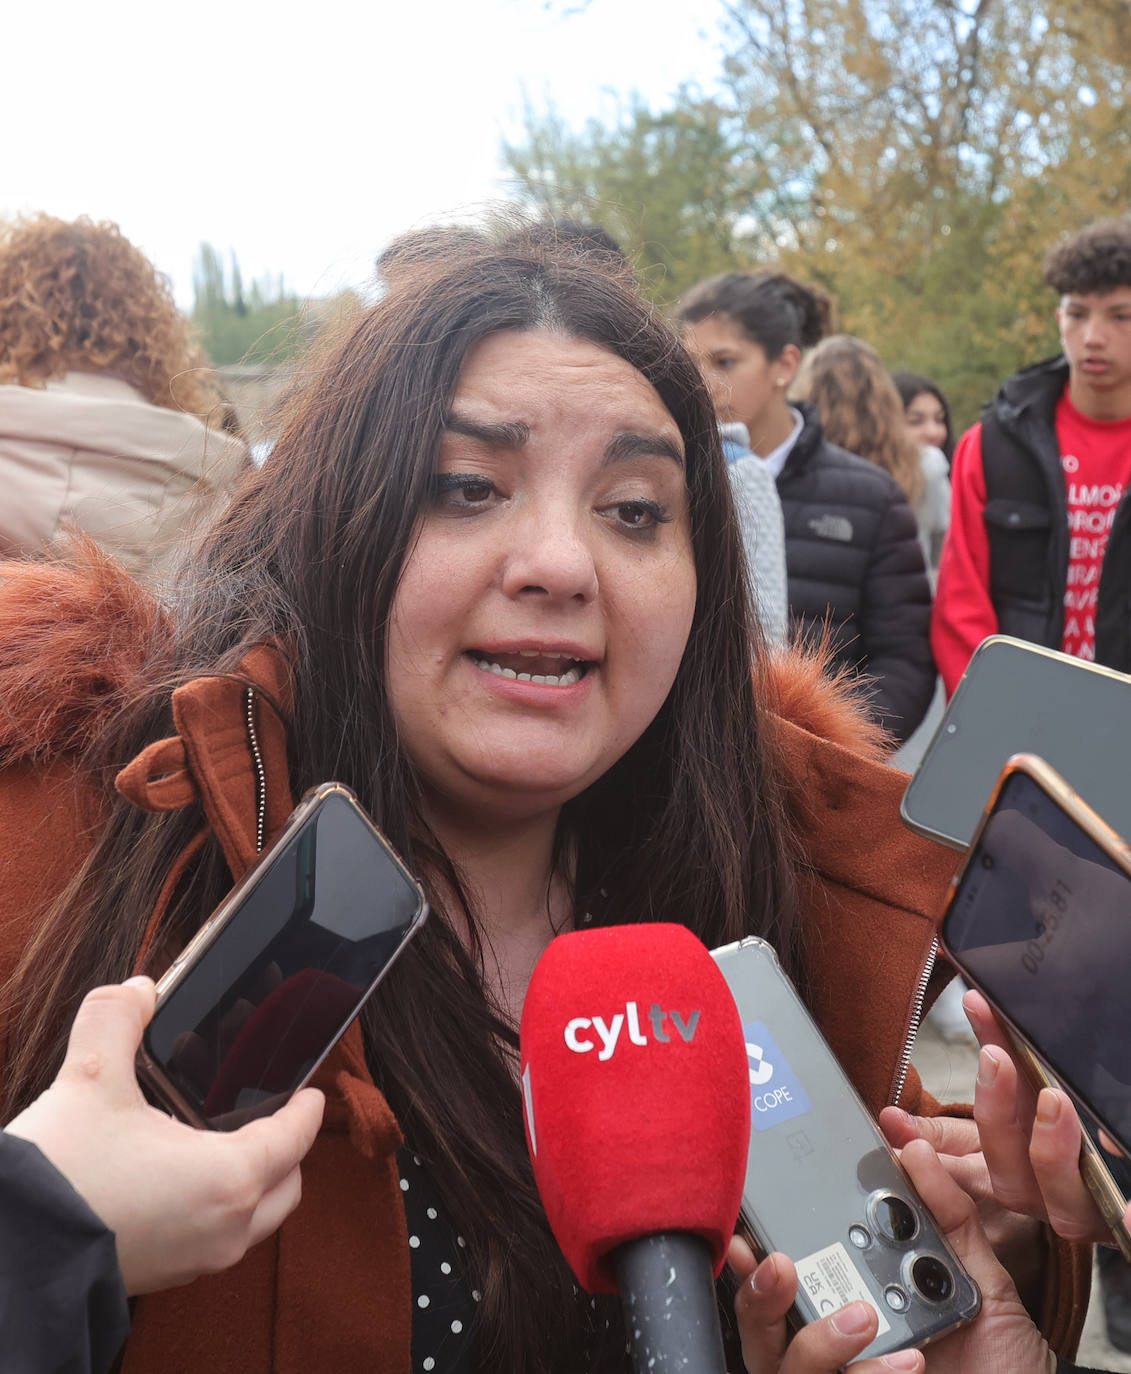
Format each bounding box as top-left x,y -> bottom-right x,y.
744,1020 -> 812,1131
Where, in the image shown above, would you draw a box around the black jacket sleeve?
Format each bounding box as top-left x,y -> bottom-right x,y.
856,482 -> 936,745
0,1132 -> 130,1374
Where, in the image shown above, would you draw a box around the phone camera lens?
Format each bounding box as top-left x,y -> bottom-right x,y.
884,1285 -> 910,1313
981,853 -> 995,870
911,1255 -> 954,1304
873,1195 -> 918,1244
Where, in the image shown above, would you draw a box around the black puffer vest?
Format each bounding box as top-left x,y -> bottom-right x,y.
980,355 -> 1131,670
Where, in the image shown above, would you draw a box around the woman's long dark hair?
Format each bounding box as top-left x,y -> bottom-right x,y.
2,236 -> 801,1372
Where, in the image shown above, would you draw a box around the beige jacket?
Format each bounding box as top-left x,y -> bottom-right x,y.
0,372 -> 247,583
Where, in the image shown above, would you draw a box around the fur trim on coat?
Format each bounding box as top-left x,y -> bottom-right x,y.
0,544 -> 167,763
0,549 -> 887,767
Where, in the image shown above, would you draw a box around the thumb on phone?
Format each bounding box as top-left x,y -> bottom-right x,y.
53,977 -> 156,1106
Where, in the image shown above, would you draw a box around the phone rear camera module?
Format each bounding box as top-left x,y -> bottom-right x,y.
872,1194 -> 918,1244
911,1255 -> 954,1304
884,1285 -> 910,1313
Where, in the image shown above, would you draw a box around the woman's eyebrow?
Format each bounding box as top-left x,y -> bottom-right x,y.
444,413 -> 530,448
604,431 -> 686,469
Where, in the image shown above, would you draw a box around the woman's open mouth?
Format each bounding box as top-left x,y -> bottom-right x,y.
467,649 -> 590,687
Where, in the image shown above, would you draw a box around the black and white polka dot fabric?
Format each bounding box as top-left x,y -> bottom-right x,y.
397,1147 -> 477,1372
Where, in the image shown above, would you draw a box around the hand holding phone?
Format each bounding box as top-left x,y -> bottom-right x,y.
7,977 -> 325,1295
137,783 -> 427,1130
712,938 -> 980,1361
941,754 -> 1131,1162
729,1139 -> 1054,1374
961,986 -> 1131,1256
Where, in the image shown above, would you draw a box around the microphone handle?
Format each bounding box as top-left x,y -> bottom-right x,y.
613,1231 -> 727,1374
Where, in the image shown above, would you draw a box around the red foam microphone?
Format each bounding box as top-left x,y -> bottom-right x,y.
520,922 -> 750,1373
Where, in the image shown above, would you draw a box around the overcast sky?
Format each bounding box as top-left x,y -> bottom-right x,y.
7,0 -> 724,306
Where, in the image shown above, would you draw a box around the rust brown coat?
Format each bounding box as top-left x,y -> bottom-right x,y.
0,559 -> 1088,1370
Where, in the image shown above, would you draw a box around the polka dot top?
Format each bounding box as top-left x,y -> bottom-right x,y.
397,1147 -> 477,1373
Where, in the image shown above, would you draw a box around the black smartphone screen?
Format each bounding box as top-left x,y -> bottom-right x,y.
944,770 -> 1131,1153
142,790 -> 424,1129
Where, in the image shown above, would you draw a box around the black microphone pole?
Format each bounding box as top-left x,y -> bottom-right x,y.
613,1231 -> 727,1373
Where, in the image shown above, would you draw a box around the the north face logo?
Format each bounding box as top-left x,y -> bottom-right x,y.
807,514 -> 853,542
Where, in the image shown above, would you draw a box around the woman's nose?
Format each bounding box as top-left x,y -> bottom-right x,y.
501,506 -> 599,604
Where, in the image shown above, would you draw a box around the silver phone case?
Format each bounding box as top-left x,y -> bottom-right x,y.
712,937 -> 981,1358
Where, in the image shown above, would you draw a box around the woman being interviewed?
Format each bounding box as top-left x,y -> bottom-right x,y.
0,237 -> 1081,1371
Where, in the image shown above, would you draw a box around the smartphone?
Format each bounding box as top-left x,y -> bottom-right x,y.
901,636 -> 1131,851
712,937 -> 981,1359
941,752 -> 1131,1161
137,782 -> 427,1130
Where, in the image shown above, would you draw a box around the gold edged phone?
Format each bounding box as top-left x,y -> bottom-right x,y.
137,782 -> 427,1130
941,753 -> 1131,1170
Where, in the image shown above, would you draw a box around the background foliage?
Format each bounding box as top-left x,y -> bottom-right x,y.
504,0 -> 1131,429
191,244 -> 306,367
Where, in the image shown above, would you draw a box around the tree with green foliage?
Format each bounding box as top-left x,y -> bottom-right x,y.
505,0 -> 1131,428
503,92 -> 767,301
191,244 -> 305,367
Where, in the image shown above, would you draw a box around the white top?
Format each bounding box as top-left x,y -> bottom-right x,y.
719,422 -> 790,646
757,407 -> 805,478
914,445 -> 951,572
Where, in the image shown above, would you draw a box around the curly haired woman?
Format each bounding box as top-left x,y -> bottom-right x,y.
0,214 -> 247,583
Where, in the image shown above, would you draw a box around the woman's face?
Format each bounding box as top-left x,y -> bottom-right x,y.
386,329 -> 697,824
683,314 -> 790,435
904,390 -> 948,452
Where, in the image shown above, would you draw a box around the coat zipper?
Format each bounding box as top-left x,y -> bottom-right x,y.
891,935 -> 938,1107
245,687 -> 266,854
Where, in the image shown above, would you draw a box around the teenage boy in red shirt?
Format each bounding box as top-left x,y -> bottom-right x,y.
932,219 -> 1131,694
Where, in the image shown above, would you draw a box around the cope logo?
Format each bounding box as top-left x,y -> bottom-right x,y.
744,1021 -> 811,1131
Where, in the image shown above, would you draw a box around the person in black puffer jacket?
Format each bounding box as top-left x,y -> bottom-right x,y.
680,271 -> 935,746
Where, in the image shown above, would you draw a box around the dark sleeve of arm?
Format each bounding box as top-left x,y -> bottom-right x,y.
0,1132 -> 129,1374
856,484 -> 937,746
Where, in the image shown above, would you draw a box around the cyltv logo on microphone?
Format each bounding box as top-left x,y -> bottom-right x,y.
563,1001 -> 700,1060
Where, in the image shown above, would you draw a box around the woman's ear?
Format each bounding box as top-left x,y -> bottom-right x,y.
773,344 -> 802,391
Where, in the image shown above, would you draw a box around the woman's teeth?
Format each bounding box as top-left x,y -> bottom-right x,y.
471,655 -> 585,686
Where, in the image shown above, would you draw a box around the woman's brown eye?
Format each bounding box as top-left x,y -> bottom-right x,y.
431,473 -> 497,508
605,499 -> 671,533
